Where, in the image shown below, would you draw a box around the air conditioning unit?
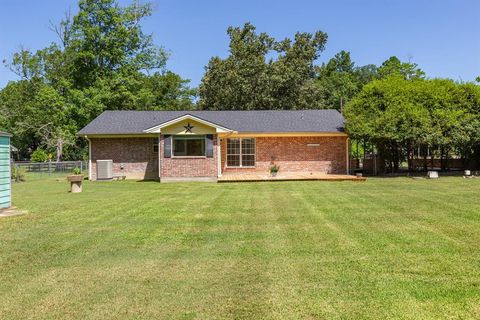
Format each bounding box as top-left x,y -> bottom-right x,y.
97,160 -> 113,180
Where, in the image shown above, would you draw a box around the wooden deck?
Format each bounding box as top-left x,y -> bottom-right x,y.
218,171 -> 366,182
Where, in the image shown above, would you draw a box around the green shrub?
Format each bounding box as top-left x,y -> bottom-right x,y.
269,163 -> 280,174
72,167 -> 81,175
11,166 -> 26,182
31,149 -> 48,162
82,151 -> 89,161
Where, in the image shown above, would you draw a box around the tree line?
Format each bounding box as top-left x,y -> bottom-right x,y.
0,0 -> 195,161
1,0 -> 479,171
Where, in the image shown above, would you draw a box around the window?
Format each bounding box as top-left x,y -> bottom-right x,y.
227,139 -> 240,167
241,138 -> 255,166
173,135 -> 205,157
227,138 -> 255,167
153,137 -> 159,153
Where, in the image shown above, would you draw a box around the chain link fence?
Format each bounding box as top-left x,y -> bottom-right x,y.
12,161 -> 88,181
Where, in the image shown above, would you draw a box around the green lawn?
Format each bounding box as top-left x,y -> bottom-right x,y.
1,177 -> 480,319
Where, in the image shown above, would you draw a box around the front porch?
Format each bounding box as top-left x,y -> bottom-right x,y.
218,171 -> 365,182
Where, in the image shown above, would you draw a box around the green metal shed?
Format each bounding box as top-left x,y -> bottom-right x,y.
0,131 -> 12,209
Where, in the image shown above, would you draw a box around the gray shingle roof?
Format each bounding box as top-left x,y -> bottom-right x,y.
77,110 -> 345,135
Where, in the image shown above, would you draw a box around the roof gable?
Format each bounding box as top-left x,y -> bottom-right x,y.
143,114 -> 234,133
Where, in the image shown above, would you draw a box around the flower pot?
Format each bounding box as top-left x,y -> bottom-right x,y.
270,172 -> 277,177
67,175 -> 84,182
67,175 -> 84,193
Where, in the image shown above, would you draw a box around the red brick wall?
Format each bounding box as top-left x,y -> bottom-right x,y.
90,138 -> 159,180
159,134 -> 218,178
220,136 -> 347,174
90,135 -> 347,180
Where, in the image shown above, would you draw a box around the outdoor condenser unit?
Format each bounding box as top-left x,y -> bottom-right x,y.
96,160 -> 113,180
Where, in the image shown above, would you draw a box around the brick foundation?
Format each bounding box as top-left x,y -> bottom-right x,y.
90,138 -> 159,180
221,136 -> 347,174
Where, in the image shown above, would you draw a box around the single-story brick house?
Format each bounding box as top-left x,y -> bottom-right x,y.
78,110 -> 349,182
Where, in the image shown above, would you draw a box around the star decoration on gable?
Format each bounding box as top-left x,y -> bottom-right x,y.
184,122 -> 194,133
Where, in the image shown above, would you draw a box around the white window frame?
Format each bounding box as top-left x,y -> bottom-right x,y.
226,138 -> 256,168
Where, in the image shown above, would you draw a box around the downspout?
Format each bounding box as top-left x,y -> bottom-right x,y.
346,137 -> 350,175
85,136 -> 92,181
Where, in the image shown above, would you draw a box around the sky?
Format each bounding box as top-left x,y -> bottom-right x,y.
0,0 -> 479,88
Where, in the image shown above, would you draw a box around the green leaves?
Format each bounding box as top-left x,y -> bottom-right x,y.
0,0 -> 195,160
344,76 -> 480,171
198,23 -> 327,110
30,149 -> 49,162
377,56 -> 425,80
70,0 -> 168,87
316,51 -> 377,111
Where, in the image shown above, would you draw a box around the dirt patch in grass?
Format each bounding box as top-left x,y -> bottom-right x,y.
0,207 -> 27,218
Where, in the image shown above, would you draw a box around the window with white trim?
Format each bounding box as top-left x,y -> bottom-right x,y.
226,138 -> 255,167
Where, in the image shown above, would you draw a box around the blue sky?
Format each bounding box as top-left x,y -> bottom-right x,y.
0,0 -> 478,88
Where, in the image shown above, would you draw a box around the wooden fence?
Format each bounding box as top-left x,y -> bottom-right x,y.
13,161 -> 87,177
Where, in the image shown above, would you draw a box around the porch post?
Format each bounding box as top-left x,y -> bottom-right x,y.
158,133 -> 161,181
85,136 -> 92,181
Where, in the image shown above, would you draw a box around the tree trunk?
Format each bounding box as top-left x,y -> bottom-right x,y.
430,148 -> 435,170
440,146 -> 447,171
473,144 -> 480,170
363,140 -> 367,173
56,139 -> 63,162
461,152 -> 467,170
392,142 -> 399,173
422,146 -> 428,172
445,148 -> 450,171
406,142 -> 413,172
388,142 -> 395,173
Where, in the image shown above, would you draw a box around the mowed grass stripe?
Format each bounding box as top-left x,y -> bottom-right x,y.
1,177 -> 480,319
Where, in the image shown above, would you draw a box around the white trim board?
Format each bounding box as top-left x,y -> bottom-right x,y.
143,114 -> 235,134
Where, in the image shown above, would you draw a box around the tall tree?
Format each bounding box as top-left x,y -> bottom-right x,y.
344,76 -> 480,172
316,51 -> 358,111
68,0 -> 168,88
1,0 -> 195,160
377,56 -> 425,80
316,51 -> 378,111
355,64 -> 378,86
198,23 -> 327,110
